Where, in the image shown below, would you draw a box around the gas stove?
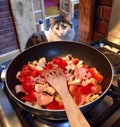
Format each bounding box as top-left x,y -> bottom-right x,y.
0,37 -> 120,127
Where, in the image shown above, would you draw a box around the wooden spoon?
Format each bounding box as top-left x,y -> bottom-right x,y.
43,68 -> 90,127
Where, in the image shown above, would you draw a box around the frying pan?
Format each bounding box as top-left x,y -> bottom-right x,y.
4,41 -> 113,120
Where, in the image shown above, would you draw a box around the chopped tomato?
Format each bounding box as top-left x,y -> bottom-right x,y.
72,58 -> 79,65
20,69 -> 31,77
19,76 -> 31,82
31,70 -> 41,77
46,101 -> 64,110
83,65 -> 89,68
89,68 -> 103,82
69,85 -> 85,105
22,64 -> 32,70
22,81 -> 34,93
79,83 -> 93,95
69,84 -> 93,96
44,63 -> 53,70
22,90 -> 36,102
91,84 -> 102,94
69,85 -> 79,95
52,57 -> 67,69
73,94 -> 85,106
20,67 -> 41,78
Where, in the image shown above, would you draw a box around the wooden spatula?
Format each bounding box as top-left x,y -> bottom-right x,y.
43,68 -> 90,127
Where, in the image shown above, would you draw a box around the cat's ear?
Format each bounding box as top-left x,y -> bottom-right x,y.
49,17 -> 56,26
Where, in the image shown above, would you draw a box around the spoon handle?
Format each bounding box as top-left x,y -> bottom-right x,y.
60,89 -> 90,127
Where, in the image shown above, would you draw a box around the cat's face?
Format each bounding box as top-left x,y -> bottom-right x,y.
50,15 -> 73,37
51,22 -> 72,37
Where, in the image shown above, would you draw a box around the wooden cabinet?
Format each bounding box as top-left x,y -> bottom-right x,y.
78,0 -> 96,42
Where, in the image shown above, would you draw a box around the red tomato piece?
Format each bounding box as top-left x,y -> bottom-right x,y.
31,70 -> 41,77
46,101 -> 64,110
83,65 -> 89,68
22,90 -> 36,102
73,94 -> 85,106
52,57 -> 62,64
22,81 -> 34,93
19,76 -> 31,82
69,85 -> 85,105
72,58 -> 79,65
22,64 -> 32,70
52,57 -> 67,69
79,83 -> 93,95
89,68 -> 103,82
91,84 -> 102,94
44,63 -> 53,70
20,69 -> 31,77
69,85 -> 80,95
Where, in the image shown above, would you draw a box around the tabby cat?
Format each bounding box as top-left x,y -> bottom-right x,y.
25,15 -> 74,49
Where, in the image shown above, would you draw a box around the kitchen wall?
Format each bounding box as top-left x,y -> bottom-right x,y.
0,0 -> 38,63
0,0 -> 19,58
77,0 -> 113,43
107,0 -> 120,45
92,0 -> 113,40
91,0 -> 120,45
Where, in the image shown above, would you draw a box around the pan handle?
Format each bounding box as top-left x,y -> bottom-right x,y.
0,65 -> 6,82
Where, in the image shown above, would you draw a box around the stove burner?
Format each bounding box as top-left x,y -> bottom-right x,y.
98,47 -> 120,74
107,79 -> 120,98
87,98 -> 120,127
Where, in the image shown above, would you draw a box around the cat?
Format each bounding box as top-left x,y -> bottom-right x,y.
25,14 -> 75,49
46,14 -> 74,42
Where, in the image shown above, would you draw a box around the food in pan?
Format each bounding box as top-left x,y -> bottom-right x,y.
15,54 -> 103,110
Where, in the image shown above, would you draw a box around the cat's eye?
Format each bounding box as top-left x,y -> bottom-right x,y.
55,24 -> 59,30
56,26 -> 59,30
61,23 -> 67,29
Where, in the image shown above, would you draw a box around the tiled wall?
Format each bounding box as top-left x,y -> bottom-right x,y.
0,0 -> 19,55
92,0 -> 113,40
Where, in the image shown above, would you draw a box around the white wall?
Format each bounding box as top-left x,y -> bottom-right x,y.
107,0 -> 120,45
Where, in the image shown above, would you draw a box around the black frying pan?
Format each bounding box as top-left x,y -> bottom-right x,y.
4,41 -> 113,120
